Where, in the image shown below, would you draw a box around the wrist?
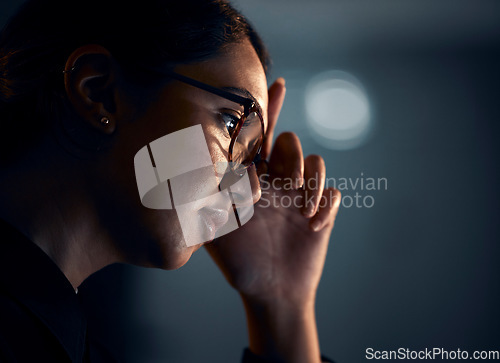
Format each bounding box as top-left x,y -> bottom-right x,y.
241,295 -> 321,363
241,293 -> 316,321
239,284 -> 318,311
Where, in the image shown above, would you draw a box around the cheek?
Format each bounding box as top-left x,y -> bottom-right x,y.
203,124 -> 231,165
96,163 -> 194,269
107,90 -> 233,268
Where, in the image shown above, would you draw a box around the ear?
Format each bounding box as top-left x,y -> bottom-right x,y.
63,44 -> 118,134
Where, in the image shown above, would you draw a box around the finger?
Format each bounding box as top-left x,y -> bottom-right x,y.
302,154 -> 326,217
309,188 -> 341,232
261,78 -> 286,161
268,132 -> 304,188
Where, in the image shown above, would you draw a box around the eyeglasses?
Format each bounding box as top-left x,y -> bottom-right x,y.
152,70 -> 265,177
63,64 -> 265,176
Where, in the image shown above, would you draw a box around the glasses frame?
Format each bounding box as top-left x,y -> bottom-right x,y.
63,63 -> 266,175
152,70 -> 266,175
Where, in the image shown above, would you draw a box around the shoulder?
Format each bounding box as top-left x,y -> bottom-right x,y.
0,290 -> 71,362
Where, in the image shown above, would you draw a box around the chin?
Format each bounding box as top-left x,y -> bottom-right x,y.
163,239 -> 215,269
126,209 -> 214,270
151,241 -> 197,270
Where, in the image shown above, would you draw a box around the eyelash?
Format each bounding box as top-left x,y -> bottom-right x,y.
219,111 -> 242,136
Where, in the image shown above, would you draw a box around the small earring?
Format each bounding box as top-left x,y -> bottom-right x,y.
100,116 -> 110,125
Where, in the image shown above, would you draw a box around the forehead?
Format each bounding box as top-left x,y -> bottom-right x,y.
174,39 -> 268,120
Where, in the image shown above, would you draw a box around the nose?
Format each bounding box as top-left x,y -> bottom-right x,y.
246,164 -> 262,204
218,164 -> 261,206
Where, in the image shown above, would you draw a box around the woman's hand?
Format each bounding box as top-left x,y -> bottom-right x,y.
206,132 -> 341,305
204,78 -> 341,363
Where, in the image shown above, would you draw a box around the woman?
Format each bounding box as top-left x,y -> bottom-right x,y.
0,0 -> 341,362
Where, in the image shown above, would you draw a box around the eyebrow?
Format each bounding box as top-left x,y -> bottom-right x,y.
221,87 -> 263,115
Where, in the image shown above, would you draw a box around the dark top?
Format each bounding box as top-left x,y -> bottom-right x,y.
0,219 -> 334,362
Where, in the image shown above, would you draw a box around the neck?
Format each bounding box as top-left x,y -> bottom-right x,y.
0,143 -> 121,289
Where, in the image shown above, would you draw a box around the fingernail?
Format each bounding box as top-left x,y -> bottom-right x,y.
311,220 -> 322,232
277,77 -> 286,87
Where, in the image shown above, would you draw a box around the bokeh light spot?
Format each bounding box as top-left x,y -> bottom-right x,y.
305,70 -> 372,150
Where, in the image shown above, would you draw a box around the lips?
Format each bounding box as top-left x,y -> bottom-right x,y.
199,207 -> 230,242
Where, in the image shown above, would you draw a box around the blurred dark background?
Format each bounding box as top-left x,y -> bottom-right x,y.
2,1 -> 500,362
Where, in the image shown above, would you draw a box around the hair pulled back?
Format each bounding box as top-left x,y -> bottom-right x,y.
0,0 -> 270,162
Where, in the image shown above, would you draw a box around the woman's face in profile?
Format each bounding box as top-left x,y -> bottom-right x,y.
97,39 -> 268,270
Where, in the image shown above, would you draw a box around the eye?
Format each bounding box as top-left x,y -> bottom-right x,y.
219,111 -> 242,136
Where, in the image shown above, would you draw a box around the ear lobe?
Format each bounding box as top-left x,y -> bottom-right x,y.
64,44 -> 117,134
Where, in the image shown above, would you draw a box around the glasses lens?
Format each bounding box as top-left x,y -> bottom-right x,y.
232,111 -> 263,170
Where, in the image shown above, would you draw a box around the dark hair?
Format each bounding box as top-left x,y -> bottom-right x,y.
0,0 -> 271,162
